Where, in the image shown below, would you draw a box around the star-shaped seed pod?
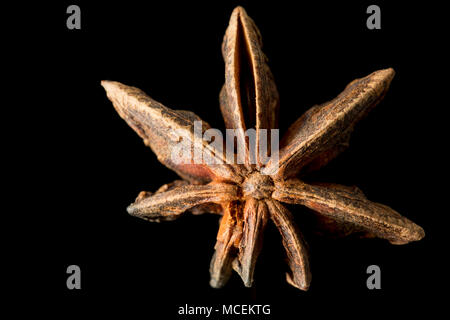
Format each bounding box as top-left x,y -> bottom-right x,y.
101,6 -> 424,291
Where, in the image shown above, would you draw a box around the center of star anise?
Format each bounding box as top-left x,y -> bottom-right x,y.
242,172 -> 274,199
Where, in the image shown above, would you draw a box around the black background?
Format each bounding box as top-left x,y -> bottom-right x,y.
12,0 -> 448,318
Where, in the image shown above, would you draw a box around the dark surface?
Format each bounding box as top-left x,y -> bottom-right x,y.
13,0 -> 447,318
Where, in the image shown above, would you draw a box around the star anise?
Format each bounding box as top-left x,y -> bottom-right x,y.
101,6 -> 424,291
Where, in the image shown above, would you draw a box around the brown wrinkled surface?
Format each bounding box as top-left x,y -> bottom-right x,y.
272,179 -> 424,245
101,80 -> 244,184
232,198 -> 268,287
220,7 -> 279,168
102,6 -> 424,291
266,199 -> 311,290
127,182 -> 239,222
264,68 -> 395,178
210,201 -> 243,288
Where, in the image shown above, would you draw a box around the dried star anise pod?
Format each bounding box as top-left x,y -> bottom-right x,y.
101,6 -> 424,291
